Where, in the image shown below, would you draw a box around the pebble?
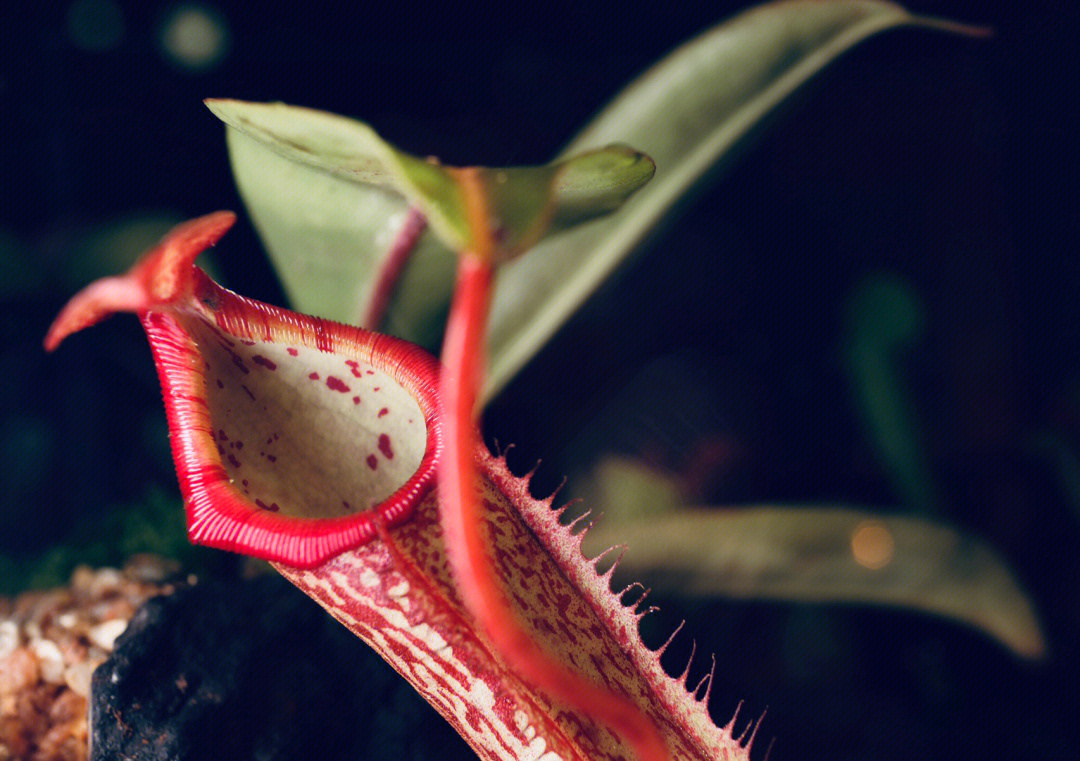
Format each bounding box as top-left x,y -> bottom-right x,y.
124,553 -> 180,583
90,598 -> 135,623
70,566 -> 95,594
63,662 -> 97,699
30,640 -> 65,684
47,689 -> 83,724
0,557 -> 179,761
87,620 -> 127,653
87,568 -> 122,599
57,637 -> 87,666
1,648 -> 39,693
0,622 -> 18,660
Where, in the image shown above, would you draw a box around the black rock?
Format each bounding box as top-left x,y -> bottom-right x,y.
90,574 -> 469,761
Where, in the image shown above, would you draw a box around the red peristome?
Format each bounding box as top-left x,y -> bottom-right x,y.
148,279 -> 444,566
46,212 -> 444,568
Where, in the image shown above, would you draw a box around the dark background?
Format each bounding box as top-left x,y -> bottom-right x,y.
3,1 -> 1079,759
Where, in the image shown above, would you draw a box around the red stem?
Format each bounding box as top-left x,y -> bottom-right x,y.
438,254 -> 671,761
360,207 -> 427,329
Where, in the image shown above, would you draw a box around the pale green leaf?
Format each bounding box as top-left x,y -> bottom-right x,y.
582,506 -> 1045,659
206,99 -> 471,249
549,145 -> 659,228
222,124 -> 443,326
212,101 -> 654,328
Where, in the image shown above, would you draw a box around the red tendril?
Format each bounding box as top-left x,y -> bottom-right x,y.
437,170 -> 671,761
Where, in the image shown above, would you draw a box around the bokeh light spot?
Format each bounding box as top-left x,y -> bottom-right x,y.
161,4 -> 229,71
851,520 -> 895,570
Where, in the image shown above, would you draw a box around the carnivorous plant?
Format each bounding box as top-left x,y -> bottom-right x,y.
45,2 -> 1002,759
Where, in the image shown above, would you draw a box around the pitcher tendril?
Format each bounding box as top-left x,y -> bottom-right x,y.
436,168 -> 671,761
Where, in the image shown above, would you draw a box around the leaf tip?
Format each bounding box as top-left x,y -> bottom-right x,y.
203,97 -> 238,119
913,16 -> 994,39
551,143 -> 657,227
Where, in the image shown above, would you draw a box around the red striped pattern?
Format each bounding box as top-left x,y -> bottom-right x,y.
278,452 -> 757,761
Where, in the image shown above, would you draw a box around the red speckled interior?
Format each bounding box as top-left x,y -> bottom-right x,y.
190,317 -> 427,518
141,268 -> 443,567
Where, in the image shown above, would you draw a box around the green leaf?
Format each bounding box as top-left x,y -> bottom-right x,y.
211,101 -> 654,328
221,122 -> 446,326
549,145 -> 659,228
582,506 -> 1045,659
216,1 -> 984,399
482,0 -> 984,400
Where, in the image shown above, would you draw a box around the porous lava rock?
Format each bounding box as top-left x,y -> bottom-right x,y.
91,573 -> 468,761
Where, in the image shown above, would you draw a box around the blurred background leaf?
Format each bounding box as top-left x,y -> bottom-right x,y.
843,272 -> 943,513
481,1 -> 984,402
581,500 -> 1044,659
